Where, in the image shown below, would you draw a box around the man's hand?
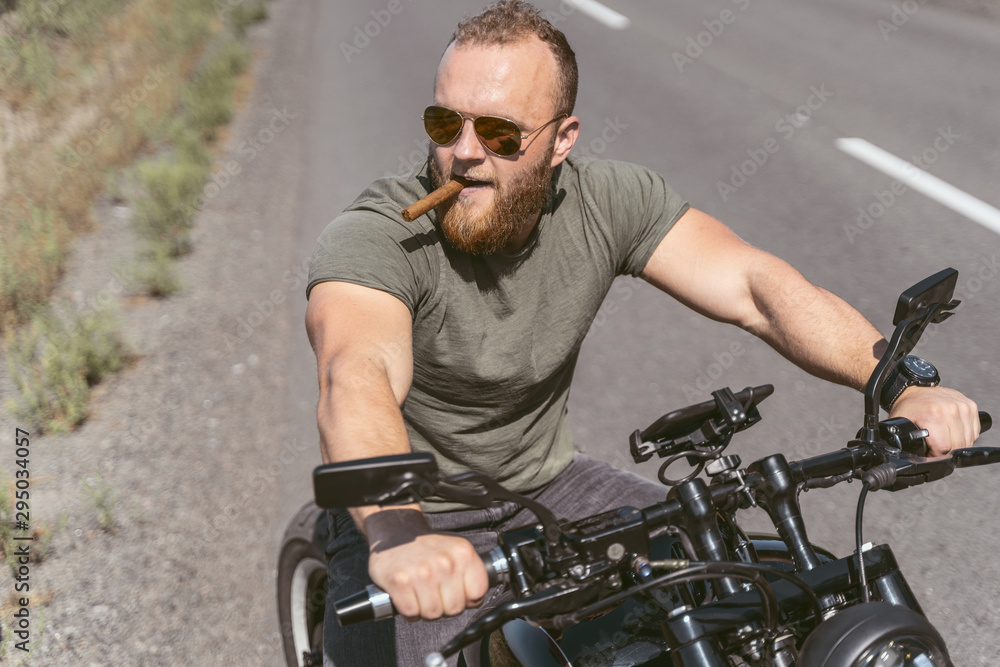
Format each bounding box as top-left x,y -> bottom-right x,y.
889,386 -> 980,456
364,509 -> 489,621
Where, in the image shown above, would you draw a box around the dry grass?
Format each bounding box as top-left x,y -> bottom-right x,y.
4,303 -> 132,433
0,0 -> 218,334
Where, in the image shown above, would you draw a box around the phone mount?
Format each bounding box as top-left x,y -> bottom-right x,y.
859,268 -> 960,445
630,385 -> 773,485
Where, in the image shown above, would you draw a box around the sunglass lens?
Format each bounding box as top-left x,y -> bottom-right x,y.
424,106 -> 463,145
474,116 -> 521,156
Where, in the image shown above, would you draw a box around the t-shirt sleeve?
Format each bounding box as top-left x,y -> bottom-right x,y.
581,159 -> 690,277
306,211 -> 422,317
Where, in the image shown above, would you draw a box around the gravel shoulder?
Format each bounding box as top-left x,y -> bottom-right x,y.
0,0 -> 318,662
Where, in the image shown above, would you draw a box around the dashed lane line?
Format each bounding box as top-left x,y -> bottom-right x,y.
837,137 -> 1000,236
566,0 -> 631,30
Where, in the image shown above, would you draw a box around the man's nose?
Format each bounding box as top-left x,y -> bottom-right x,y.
453,118 -> 487,161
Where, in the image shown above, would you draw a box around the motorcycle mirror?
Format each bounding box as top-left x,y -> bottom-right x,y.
892,268 -> 958,326
312,452 -> 439,509
861,268 -> 962,441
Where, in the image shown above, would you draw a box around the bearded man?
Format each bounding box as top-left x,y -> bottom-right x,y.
304,2 -> 981,665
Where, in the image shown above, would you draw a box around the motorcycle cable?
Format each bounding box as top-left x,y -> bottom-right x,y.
657,433 -> 733,486
551,561 -> 821,631
855,480 -> 872,604
853,461 -> 897,604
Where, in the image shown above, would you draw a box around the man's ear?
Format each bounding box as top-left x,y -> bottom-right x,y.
551,116 -> 580,167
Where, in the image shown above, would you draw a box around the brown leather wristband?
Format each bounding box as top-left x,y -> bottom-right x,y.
364,508 -> 431,554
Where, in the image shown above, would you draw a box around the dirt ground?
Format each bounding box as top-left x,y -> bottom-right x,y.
0,0 -> 317,662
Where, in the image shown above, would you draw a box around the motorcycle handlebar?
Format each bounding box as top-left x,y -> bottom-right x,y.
645,410 -> 992,531
334,547 -> 509,626
334,412 -> 993,627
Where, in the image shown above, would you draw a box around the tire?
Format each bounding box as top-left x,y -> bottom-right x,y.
278,501 -> 329,667
798,601 -> 951,666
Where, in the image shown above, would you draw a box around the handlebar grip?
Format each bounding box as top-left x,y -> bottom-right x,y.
334,547 -> 509,626
980,411 -> 992,433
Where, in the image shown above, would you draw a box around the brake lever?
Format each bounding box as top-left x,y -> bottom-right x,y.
429,581 -> 602,662
882,452 -> 956,491
951,447 -> 1000,468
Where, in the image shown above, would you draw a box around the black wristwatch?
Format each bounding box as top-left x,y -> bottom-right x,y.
880,355 -> 940,412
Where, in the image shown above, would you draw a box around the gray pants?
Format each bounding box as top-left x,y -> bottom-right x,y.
323,454 -> 671,667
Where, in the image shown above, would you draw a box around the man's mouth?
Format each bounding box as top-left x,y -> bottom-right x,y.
456,175 -> 493,190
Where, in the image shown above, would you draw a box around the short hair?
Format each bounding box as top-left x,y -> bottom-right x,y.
449,0 -> 578,117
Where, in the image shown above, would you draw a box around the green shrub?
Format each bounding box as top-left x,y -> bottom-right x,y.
160,0 -> 215,50
227,0 -> 269,38
82,472 -> 119,532
132,242 -> 182,297
132,157 -> 208,256
168,118 -> 212,168
182,36 -> 249,137
4,304 -> 131,434
0,471 -> 12,564
0,472 -> 63,572
0,33 -> 58,101
0,207 -> 65,334
17,0 -> 129,40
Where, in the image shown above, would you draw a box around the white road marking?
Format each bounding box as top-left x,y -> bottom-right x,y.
837,137 -> 1000,236
565,0 -> 631,30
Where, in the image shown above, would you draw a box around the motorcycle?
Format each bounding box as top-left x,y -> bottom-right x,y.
278,267 -> 998,666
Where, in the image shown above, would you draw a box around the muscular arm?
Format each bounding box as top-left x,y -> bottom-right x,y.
641,208 -> 979,452
306,280 -> 416,530
306,281 -> 487,618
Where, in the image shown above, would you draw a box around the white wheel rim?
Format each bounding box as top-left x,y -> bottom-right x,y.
290,556 -> 327,666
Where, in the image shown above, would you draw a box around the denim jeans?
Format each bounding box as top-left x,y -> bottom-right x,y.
323,454 -> 671,667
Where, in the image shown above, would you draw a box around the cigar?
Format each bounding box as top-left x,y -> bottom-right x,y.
401,176 -> 468,221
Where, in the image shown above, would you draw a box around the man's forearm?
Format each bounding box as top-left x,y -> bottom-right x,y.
742,257 -> 886,392
317,358 -> 421,537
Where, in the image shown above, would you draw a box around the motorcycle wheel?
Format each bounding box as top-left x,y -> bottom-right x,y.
278,500 -> 329,667
797,601 -> 951,667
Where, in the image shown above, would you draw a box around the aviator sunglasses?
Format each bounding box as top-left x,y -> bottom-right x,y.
422,105 -> 567,157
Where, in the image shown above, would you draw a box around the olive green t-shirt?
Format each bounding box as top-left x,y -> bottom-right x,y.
307,156 -> 689,511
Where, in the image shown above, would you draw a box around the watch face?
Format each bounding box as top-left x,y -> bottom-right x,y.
903,356 -> 937,380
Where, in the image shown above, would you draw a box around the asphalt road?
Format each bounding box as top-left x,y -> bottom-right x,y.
274,0 -> 1000,663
